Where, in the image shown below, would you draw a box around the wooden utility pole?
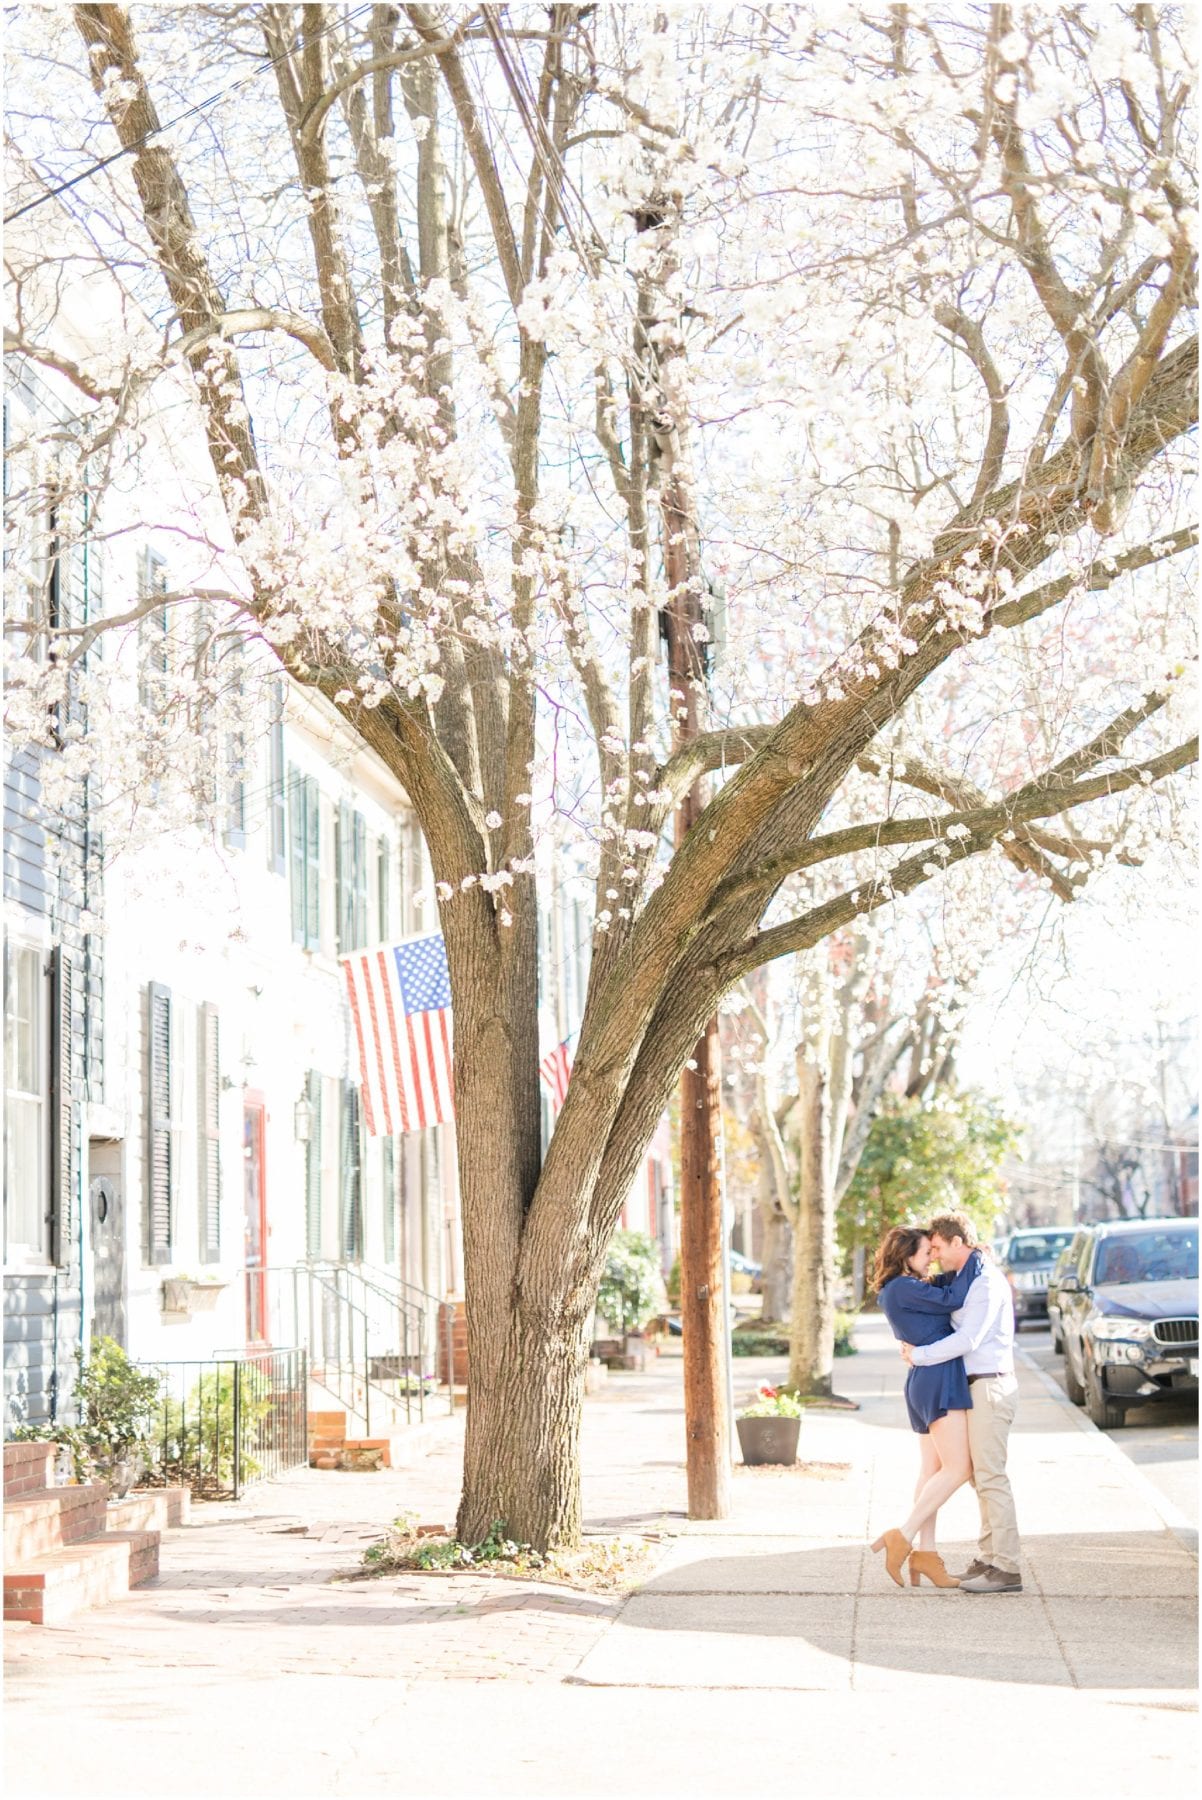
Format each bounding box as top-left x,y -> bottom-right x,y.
662,468 -> 732,1522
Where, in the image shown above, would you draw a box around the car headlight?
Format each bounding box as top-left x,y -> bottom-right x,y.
1086,1317 -> 1153,1341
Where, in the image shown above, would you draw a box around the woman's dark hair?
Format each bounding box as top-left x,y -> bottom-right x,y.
872,1225 -> 930,1292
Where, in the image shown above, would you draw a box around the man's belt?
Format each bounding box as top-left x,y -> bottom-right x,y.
967,1371 -> 1008,1383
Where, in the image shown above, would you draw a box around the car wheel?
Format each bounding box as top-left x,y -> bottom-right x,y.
1085,1356 -> 1127,1431
1051,1327 -> 1064,1355
1063,1343 -> 1086,1405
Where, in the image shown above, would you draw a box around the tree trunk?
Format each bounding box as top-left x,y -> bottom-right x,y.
760,1208 -> 793,1324
680,1016 -> 732,1519
788,1057 -> 836,1396
457,1302 -> 589,1548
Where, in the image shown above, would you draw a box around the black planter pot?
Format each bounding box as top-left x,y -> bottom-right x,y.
736,1414 -> 800,1467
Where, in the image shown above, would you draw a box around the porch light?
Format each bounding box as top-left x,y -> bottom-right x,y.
294,1093 -> 315,1143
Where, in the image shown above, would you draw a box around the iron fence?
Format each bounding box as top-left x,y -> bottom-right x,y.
141,1346 -> 308,1500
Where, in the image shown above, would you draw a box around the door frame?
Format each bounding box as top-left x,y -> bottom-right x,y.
243,1091 -> 269,1344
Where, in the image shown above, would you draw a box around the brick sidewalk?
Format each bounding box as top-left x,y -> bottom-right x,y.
6,1321 -> 1197,1797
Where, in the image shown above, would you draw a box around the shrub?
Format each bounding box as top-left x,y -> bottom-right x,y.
596,1231 -> 666,1337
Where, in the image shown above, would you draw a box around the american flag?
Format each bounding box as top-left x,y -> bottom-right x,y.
340,935 -> 455,1137
540,1037 -> 573,1112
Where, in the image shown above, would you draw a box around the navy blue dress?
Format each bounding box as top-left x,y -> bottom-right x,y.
878,1251 -> 984,1434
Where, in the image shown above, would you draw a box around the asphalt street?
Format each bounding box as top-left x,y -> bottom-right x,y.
1021,1322 -> 1198,1529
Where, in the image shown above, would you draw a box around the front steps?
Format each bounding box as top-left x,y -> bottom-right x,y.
306,1402 -> 460,1473
3,1442 -> 189,1626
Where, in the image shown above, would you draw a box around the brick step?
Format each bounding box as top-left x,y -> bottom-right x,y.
3,1484 -> 109,1565
4,1443 -> 57,1499
308,1413 -> 460,1472
105,1488 -> 191,1535
5,1529 -> 159,1626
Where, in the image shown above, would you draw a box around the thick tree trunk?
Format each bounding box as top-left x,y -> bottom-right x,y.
457,1302 -> 590,1549
760,1209 -> 793,1325
788,1058 -> 836,1396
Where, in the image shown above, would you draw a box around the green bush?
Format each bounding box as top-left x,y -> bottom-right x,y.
834,1309 -> 859,1357
9,1337 -> 164,1484
730,1327 -> 790,1357
160,1364 -> 272,1494
597,1231 -> 666,1336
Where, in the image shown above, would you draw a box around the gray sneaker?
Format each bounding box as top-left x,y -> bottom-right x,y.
954,1558 -> 991,1583
960,1565 -> 1023,1594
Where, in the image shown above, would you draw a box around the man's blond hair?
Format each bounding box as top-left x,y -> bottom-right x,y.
927,1210 -> 979,1248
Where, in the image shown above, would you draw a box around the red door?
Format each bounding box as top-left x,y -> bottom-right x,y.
243,1096 -> 269,1343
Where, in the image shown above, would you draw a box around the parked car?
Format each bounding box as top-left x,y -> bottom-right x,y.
1047,1229 -> 1095,1352
1000,1228 -> 1076,1327
1058,1218 -> 1198,1428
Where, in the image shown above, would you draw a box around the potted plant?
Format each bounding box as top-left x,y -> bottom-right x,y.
736,1385 -> 803,1466
596,1231 -> 666,1369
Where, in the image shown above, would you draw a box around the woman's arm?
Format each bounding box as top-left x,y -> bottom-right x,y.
891,1251 -> 984,1313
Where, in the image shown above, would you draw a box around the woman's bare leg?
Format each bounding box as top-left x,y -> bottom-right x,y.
913,1433 -> 941,1550
900,1411 -> 971,1542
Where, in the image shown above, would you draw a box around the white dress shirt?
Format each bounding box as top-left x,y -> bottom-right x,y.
907,1256 -> 1015,1375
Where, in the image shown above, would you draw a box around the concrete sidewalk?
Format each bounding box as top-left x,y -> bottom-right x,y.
5,1314 -> 1197,1798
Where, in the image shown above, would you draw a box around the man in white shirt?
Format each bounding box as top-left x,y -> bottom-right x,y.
901,1211 -> 1022,1594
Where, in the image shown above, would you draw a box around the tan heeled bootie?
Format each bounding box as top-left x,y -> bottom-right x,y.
870,1528 -> 912,1587
908,1551 -> 960,1588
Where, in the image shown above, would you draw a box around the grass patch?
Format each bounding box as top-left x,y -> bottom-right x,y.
351,1515 -> 659,1593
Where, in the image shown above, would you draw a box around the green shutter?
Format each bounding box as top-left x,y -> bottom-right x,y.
339,1081 -> 363,1262
198,1003 -> 221,1264
377,837 -> 391,941
288,768 -> 305,943
268,683 -> 286,875
146,982 -> 173,1265
336,799 -> 352,951
382,1137 -> 397,1265
305,1070 -> 323,1259
353,813 -> 368,948
305,778 -> 321,950
49,947 -> 75,1268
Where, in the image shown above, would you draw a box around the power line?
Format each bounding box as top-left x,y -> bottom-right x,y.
4,5 -> 374,226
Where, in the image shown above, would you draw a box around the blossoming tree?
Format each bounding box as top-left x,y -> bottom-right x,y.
4,3 -> 1196,1547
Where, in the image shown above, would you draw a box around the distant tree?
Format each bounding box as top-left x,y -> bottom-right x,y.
840,1090 -> 1020,1277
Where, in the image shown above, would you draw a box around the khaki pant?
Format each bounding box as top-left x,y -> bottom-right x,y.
967,1374 -> 1020,1574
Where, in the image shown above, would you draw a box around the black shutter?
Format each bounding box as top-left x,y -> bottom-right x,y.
146,982 -> 173,1265
305,1070 -> 323,1259
353,813 -> 368,948
198,1003 -> 221,1264
268,682 -> 286,875
49,947 -> 75,1267
339,1080 -> 363,1262
288,769 -> 305,943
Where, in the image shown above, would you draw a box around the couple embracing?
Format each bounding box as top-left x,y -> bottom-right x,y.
870,1211 -> 1022,1594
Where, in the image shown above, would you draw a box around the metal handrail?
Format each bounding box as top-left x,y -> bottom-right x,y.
246,1262 -> 455,1427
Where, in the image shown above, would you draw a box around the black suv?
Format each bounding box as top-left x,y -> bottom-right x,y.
1000,1227 -> 1076,1327
1058,1218 -> 1198,1428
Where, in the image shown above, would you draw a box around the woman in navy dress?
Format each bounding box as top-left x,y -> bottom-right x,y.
870,1224 -> 984,1588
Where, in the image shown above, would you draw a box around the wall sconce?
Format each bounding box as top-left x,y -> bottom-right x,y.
294,1093 -> 315,1143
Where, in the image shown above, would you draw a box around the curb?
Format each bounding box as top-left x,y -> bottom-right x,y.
1016,1344 -> 1198,1555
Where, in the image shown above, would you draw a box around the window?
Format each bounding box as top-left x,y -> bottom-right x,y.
145,982 -> 173,1265
377,836 -> 391,942
4,942 -> 49,1259
289,769 -> 321,950
267,682 -> 286,875
335,804 -> 369,951
198,1004 -> 221,1263
339,1080 -> 363,1261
